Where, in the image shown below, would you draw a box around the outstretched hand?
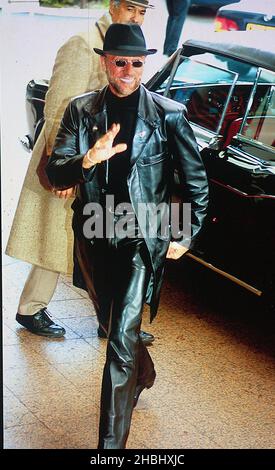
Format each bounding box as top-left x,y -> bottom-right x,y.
83,123 -> 127,169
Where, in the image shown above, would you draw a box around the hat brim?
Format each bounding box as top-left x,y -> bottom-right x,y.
126,1 -> 155,8
94,48 -> 157,56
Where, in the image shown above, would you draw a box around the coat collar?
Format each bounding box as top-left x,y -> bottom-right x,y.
83,87 -> 108,135
138,84 -> 161,127
96,12 -> 111,40
83,84 -> 161,164
83,85 -> 160,124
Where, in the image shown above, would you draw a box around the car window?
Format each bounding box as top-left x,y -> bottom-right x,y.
157,56 -> 237,133
187,52 -> 258,83
240,70 -> 275,151
149,50 -> 272,147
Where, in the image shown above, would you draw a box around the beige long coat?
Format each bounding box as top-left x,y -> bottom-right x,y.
6,14 -> 110,274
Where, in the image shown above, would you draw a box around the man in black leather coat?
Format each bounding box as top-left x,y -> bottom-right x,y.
46,23 -> 208,449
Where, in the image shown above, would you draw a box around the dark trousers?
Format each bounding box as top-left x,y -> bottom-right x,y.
163,0 -> 190,56
74,216 -> 156,449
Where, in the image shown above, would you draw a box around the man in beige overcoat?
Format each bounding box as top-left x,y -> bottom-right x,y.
6,0 -> 155,342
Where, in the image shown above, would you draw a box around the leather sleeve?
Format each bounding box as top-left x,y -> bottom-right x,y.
168,108 -> 209,249
46,101 -> 94,189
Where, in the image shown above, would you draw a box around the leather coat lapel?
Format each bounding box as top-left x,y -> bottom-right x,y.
130,85 -> 160,167
83,86 -> 108,138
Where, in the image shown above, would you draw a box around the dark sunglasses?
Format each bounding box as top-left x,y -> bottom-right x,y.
108,58 -> 145,68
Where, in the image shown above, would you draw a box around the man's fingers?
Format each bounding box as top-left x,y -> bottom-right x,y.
109,143 -> 127,157
52,187 -> 75,199
109,122 -> 120,138
54,190 -> 65,199
99,123 -> 120,145
85,124 -> 125,167
57,190 -> 67,199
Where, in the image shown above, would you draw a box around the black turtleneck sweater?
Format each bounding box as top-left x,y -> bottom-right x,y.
105,86 -> 140,208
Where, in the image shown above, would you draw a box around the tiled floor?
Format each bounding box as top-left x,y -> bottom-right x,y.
3,255 -> 275,449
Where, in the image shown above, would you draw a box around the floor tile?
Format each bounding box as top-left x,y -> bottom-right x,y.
19,387 -> 96,429
60,316 -> 99,338
4,394 -> 38,429
3,343 -> 49,370
3,324 -> 22,346
28,337 -> 100,365
4,363 -> 74,396
54,414 -> 100,449
4,422 -> 62,449
48,298 -> 95,319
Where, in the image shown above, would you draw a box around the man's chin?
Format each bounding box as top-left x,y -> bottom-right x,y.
112,83 -> 138,97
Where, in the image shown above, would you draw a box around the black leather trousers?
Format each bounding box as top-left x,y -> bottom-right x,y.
74,215 -> 156,449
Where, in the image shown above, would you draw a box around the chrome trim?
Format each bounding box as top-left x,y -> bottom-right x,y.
19,135 -> 32,152
239,67 -> 262,134
226,144 -> 259,160
169,82 -> 244,90
163,50 -> 182,98
216,72 -> 238,136
190,123 -> 215,142
27,97 -> 46,104
227,142 -> 275,164
208,135 -> 223,150
226,145 -> 264,167
235,134 -> 275,154
186,253 -> 262,296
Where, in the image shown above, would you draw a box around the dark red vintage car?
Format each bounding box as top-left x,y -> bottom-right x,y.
146,31 -> 275,311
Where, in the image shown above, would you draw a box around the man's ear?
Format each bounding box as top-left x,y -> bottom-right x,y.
109,0 -> 115,17
100,56 -> 106,72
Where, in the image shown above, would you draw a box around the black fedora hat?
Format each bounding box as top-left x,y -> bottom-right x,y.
126,0 -> 155,8
94,23 -> 157,57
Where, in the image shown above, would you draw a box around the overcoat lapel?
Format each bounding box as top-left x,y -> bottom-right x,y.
130,85 -> 160,166
83,86 -> 108,138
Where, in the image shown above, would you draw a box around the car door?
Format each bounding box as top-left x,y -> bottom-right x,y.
215,68 -> 275,294
147,50 -> 275,296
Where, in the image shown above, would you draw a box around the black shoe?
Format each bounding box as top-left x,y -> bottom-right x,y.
16,309 -> 66,338
133,371 -> 156,408
97,327 -> 155,345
